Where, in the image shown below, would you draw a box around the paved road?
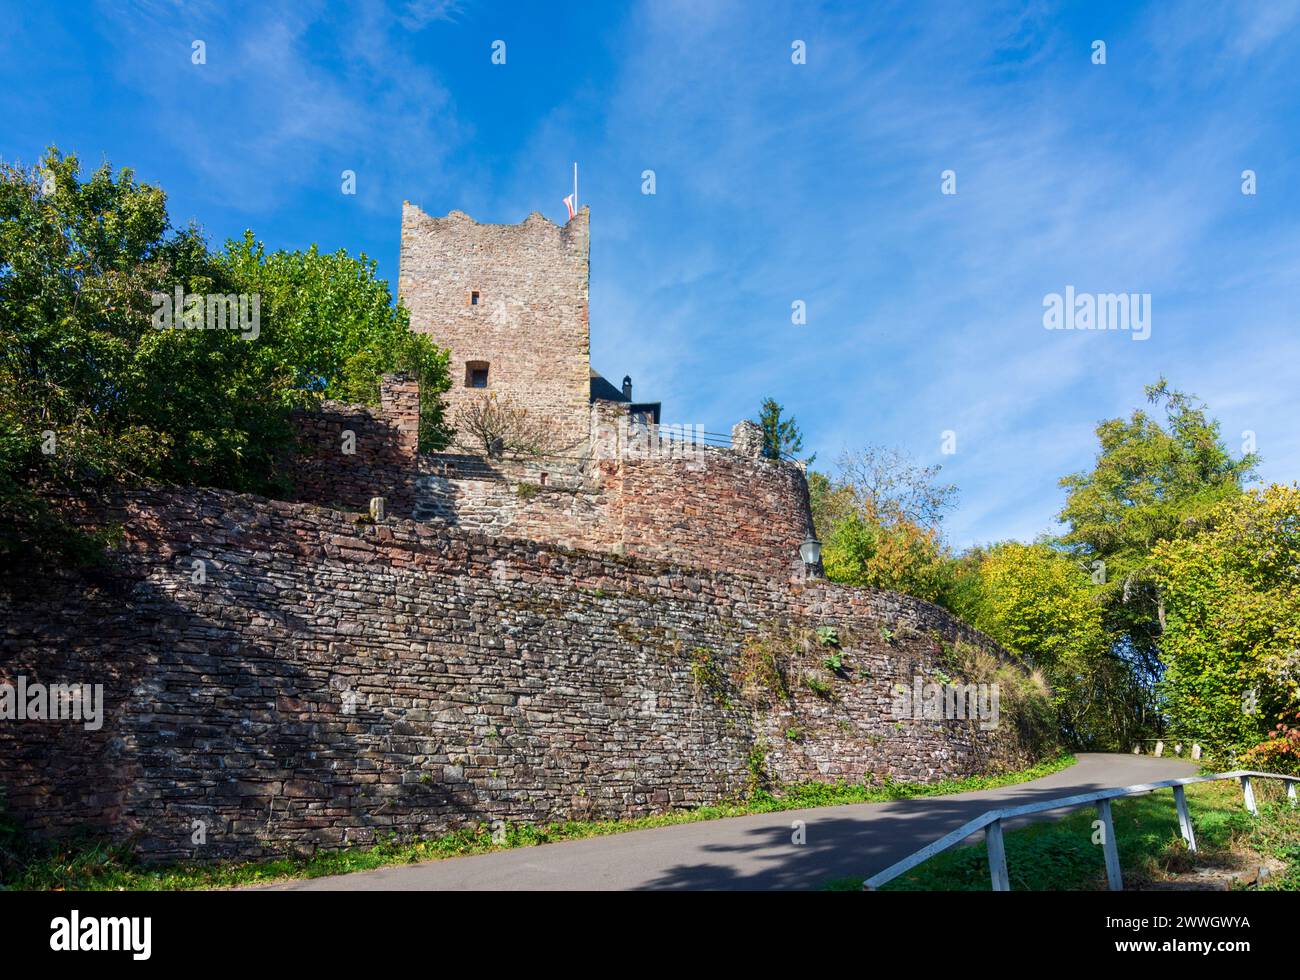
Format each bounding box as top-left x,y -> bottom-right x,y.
260,753 -> 1195,891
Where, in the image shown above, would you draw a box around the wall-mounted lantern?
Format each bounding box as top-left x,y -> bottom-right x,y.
799,535 -> 823,578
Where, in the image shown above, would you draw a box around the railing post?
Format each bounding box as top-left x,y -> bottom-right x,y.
1240,775 -> 1258,816
1097,799 -> 1123,891
985,819 -> 1010,891
1173,785 -> 1197,853
864,771 -> 1296,893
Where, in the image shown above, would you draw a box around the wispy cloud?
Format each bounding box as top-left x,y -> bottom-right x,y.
88,0 -> 465,216
578,0 -> 1300,547
7,0 -> 1295,548
399,0 -> 467,30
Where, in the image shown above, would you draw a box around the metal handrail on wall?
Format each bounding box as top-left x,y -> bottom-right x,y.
632,424 -> 802,463
863,770 -> 1300,892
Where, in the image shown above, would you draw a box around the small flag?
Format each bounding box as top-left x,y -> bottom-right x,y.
563,193 -> 576,219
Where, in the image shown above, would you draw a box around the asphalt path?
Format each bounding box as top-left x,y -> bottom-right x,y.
258,752 -> 1196,891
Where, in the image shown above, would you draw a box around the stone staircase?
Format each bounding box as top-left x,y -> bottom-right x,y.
422,454 -> 504,482
412,454 -> 506,524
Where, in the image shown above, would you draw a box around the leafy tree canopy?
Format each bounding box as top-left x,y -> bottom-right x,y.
956,541 -> 1142,749
819,501 -> 952,603
1,148 -> 449,566
1154,484 -> 1300,752
1,149 -> 289,566
217,234 -> 450,448
1057,378 -> 1258,670
809,445 -> 956,604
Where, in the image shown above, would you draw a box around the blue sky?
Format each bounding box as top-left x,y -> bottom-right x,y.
4,0 -> 1299,548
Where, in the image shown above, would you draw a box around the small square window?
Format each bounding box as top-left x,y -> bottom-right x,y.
470,290 -> 480,305
466,360 -> 490,388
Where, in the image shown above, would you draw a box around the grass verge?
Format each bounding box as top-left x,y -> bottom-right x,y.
822,775 -> 1299,891
2,754 -> 1075,891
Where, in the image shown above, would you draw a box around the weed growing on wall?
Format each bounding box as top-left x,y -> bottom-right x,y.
938,639 -> 1058,754
738,632 -> 793,704
802,672 -> 834,699
688,648 -> 732,708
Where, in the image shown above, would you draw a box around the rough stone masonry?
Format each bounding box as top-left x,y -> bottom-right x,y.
399,205 -> 593,451
287,375 -> 818,580
0,488 -> 1052,863
0,204 -> 1053,864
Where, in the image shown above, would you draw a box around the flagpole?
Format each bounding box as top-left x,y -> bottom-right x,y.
574,162 -> 578,211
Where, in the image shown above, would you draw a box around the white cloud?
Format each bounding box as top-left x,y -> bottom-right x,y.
583,0 -> 1300,545
89,1 -> 464,215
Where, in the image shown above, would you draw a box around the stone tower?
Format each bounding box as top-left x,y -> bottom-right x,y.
398,204 -> 592,451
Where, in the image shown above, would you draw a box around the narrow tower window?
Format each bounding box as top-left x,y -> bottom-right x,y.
470,290 -> 480,305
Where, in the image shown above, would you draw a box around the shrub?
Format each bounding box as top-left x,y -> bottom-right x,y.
1241,710 -> 1300,776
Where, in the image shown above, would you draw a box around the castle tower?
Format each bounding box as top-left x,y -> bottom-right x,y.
398,204 -> 592,452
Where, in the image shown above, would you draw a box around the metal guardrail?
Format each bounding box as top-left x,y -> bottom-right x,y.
863,770 -> 1300,892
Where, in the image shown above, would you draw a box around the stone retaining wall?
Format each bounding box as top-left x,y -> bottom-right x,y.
0,488 -> 1052,863
288,387 -> 815,579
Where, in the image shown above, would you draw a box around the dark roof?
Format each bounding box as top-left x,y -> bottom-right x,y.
628,402 -> 662,425
589,369 -> 629,403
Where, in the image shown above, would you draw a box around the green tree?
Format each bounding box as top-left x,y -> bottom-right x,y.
755,397 -> 811,462
807,469 -> 853,540
941,546 -> 988,625
810,445 -> 956,603
0,149 -> 292,565
820,501 -> 953,603
1154,484 -> 1300,753
1,148 -> 452,567
958,542 -> 1140,749
216,235 -> 451,449
1058,379 -> 1257,680
811,444 -> 956,603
